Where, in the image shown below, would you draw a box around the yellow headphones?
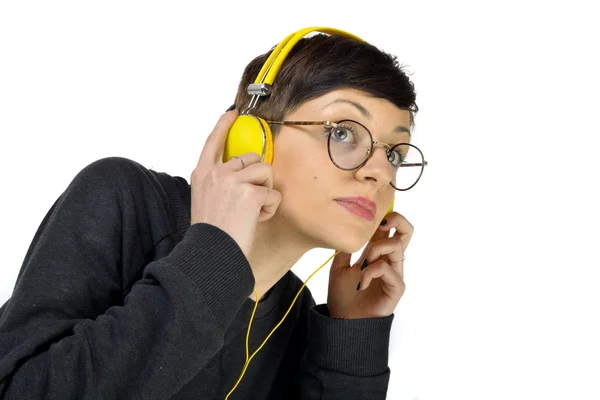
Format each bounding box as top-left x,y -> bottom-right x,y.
222,26 -> 395,217
223,27 -> 395,399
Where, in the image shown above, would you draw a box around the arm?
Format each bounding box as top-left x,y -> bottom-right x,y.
0,157 -> 255,399
290,300 -> 394,399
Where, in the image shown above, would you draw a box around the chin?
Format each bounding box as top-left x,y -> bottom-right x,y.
291,201 -> 372,253
320,223 -> 372,254
320,207 -> 375,252
335,237 -> 370,254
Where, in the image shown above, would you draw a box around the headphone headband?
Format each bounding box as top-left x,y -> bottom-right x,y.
246,26 -> 364,98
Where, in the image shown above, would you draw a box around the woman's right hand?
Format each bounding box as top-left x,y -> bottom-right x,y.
190,109 -> 281,262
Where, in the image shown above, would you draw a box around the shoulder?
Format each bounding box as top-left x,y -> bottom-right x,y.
70,156 -> 181,199
59,156 -> 185,228
74,156 -> 155,186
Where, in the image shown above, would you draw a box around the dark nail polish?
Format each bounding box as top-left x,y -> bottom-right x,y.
380,219 -> 387,226
356,282 -> 361,290
360,259 -> 369,271
226,103 -> 236,112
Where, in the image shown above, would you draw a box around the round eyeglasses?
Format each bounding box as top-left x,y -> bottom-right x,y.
268,119 -> 428,191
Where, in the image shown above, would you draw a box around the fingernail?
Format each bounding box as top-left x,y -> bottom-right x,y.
226,104 -> 236,112
360,259 -> 369,271
380,219 -> 387,226
356,282 -> 361,290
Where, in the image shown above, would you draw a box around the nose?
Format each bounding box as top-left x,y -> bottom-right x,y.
354,143 -> 393,185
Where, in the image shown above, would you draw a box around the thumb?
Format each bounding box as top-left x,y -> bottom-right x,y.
198,109 -> 239,168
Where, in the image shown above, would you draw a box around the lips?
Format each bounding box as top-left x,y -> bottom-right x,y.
334,196 -> 377,220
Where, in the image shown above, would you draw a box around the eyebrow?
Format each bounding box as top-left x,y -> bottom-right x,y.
325,98 -> 411,138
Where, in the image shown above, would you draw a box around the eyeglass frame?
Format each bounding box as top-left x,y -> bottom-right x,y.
267,119 -> 428,191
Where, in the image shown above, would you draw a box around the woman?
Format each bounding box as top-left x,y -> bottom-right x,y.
0,29 -> 423,399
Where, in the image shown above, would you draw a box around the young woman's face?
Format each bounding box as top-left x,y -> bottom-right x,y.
270,87 -> 412,253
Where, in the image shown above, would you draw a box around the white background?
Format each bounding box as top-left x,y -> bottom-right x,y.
1,1 -> 599,399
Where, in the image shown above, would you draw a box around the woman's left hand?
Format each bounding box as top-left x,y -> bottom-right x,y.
327,212 -> 413,319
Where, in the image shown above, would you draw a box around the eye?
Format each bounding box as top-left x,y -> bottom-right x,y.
388,148 -> 405,168
325,122 -> 357,144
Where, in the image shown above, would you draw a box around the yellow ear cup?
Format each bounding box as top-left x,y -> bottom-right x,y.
223,115 -> 274,164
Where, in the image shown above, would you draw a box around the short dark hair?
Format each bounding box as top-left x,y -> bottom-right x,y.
233,33 -> 419,137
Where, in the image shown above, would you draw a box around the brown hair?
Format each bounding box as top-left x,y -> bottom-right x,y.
233,33 -> 419,136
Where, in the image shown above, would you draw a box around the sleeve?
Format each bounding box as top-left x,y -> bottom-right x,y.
0,157 -> 256,400
290,299 -> 395,399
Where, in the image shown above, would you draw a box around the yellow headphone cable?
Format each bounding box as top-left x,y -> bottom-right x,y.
224,249 -> 341,399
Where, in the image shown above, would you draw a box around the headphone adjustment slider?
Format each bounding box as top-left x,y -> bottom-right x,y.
247,83 -> 272,96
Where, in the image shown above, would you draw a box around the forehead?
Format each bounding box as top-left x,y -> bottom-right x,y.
296,88 -> 411,126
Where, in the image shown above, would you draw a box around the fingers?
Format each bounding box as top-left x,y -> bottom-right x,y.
358,259 -> 405,296
379,212 -> 414,239
350,212 -> 412,282
362,236 -> 403,265
368,218 -> 392,245
234,159 -> 274,189
222,151 -> 262,173
231,161 -> 279,222
372,212 -> 414,260
197,109 -> 239,169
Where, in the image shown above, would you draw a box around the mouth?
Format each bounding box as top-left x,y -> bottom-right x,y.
334,197 -> 376,221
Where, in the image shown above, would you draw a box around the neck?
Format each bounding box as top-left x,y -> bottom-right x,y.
246,213 -> 313,300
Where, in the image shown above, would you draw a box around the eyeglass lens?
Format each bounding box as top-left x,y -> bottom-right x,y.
326,120 -> 424,190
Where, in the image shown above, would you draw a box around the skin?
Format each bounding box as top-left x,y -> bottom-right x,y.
246,87 -> 412,306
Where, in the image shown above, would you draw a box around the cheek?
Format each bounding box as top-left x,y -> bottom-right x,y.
275,157 -> 318,193
274,152 -> 333,203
